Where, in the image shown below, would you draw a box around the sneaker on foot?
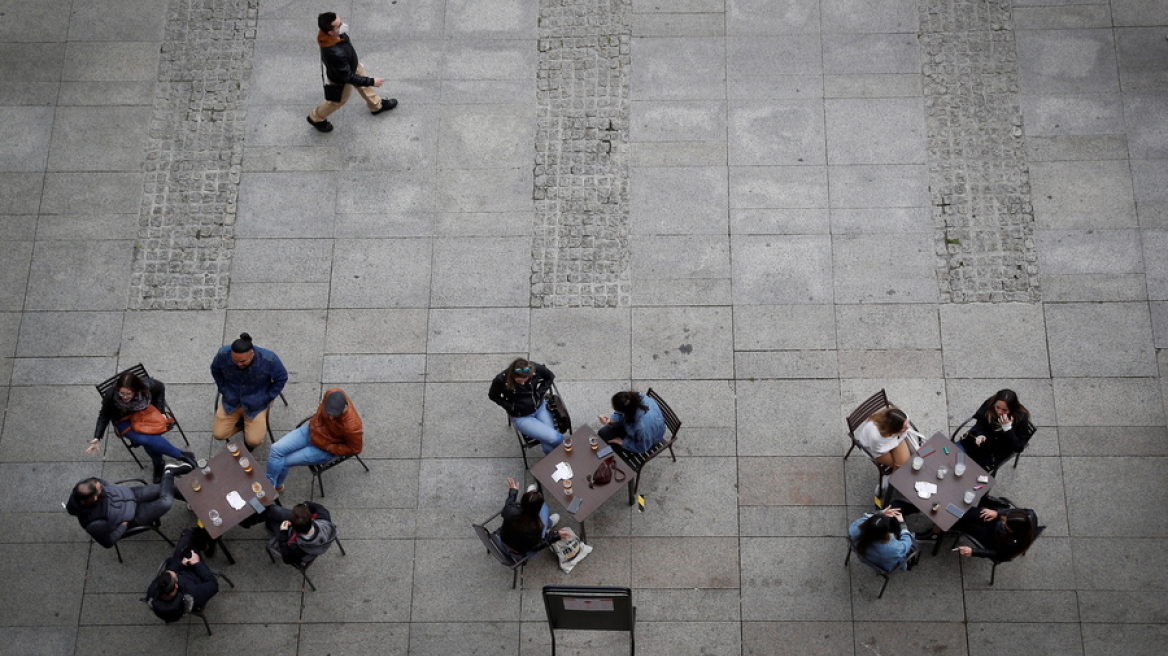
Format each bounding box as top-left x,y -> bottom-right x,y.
371,98 -> 397,114
164,462 -> 194,476
306,116 -> 334,132
548,513 -> 560,528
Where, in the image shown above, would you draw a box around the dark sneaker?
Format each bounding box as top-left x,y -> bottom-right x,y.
371,98 -> 398,115
164,462 -> 195,476
306,116 -> 334,132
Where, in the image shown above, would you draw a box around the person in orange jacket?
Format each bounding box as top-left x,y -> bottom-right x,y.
266,389 -> 363,490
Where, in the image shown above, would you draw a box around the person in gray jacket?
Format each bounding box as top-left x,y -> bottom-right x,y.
264,501 -> 338,566
65,467 -> 190,548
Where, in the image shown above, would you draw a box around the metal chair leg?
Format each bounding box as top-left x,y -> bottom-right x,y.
989,562 -> 998,586
877,576 -> 889,599
114,542 -> 124,564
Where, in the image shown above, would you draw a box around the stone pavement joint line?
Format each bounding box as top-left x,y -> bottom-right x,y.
532,0 -> 632,308
128,0 -> 259,310
920,0 -> 1040,303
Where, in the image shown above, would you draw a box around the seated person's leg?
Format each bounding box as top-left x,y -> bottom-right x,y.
242,408 -> 269,449
212,404 -> 242,440
267,424 -> 312,488
127,430 -> 185,460
132,478 -> 175,526
598,423 -> 626,444
513,411 -> 565,454
264,505 -> 294,534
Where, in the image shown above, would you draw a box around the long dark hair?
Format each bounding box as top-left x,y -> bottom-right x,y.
611,391 -> 647,420
982,389 -> 1028,425
504,358 -> 533,391
998,510 -> 1036,557
114,372 -> 148,395
511,489 -> 545,536
854,513 -> 897,555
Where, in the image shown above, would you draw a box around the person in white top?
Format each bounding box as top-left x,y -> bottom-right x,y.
857,406 -> 913,469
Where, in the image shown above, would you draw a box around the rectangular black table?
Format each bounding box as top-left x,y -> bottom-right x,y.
530,425 -> 631,541
887,432 -> 995,531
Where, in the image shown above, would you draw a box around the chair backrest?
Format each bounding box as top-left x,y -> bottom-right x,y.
849,537 -> 917,575
847,389 -> 890,437
97,363 -> 151,396
646,388 -> 682,442
474,522 -> 520,568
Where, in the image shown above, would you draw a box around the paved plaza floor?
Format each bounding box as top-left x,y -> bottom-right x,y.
1,0 -> 1167,654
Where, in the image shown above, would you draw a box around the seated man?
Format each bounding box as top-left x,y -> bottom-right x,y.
267,389 -> 363,491
145,527 -> 220,622
265,501 -> 337,567
65,465 -> 191,548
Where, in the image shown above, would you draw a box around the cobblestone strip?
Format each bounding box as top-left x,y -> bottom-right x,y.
532,0 -> 632,308
128,0 -> 259,310
920,0 -> 1040,302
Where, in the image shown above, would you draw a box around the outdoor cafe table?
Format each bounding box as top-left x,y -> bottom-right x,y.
887,431 -> 996,531
530,425 -> 631,542
176,436 -> 279,551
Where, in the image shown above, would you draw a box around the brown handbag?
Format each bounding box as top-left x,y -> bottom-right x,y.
587,456 -> 626,488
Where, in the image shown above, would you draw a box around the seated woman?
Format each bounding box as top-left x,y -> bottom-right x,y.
87,372 -> 195,483
953,496 -> 1039,562
856,406 -> 914,470
957,389 -> 1034,470
848,507 -> 915,571
498,477 -> 563,555
488,359 -> 564,453
598,391 -> 665,454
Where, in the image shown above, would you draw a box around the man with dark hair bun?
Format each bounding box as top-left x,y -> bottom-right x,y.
210,332 -> 288,449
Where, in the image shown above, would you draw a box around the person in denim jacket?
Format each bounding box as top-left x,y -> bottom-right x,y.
210,332 -> 288,449
598,391 -> 665,454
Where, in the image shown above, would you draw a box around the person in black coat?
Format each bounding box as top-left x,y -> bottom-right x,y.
953,496 -> 1039,562
498,478 -> 563,555
87,371 -> 195,482
145,527 -> 220,622
488,359 -> 565,453
306,11 -> 396,132
957,389 -> 1035,470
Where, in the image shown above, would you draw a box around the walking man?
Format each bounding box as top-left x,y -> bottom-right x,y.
307,11 -> 396,132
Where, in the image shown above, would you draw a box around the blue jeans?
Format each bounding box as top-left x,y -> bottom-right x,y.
266,424 -> 334,488
114,420 -> 183,469
511,400 -> 565,454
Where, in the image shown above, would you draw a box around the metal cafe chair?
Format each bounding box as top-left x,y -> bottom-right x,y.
267,535 -> 346,592
290,416 -> 370,498
95,364 -> 190,470
472,508 -> 547,590
615,388 -> 681,506
844,389 -> 921,508
844,537 -> 920,599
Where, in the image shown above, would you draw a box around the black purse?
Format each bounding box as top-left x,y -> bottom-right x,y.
321,63 -> 343,102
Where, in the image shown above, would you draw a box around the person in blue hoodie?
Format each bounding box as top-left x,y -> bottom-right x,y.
210,332 -> 288,450
598,391 -> 665,454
